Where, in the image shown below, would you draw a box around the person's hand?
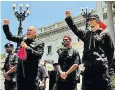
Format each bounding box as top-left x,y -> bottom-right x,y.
40,82 -> 46,89
60,72 -> 67,79
3,72 -> 8,78
4,19 -> 9,25
21,41 -> 27,48
79,64 -> 85,71
3,72 -> 11,80
65,10 -> 71,17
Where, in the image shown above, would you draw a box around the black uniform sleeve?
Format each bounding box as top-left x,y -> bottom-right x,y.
57,49 -> 60,65
58,60 -> 61,66
56,49 -> 62,65
3,25 -> 22,43
1,56 -> 9,71
104,32 -> 114,68
74,50 -> 80,65
26,41 -> 44,59
65,16 -> 88,41
2,59 -> 7,70
12,54 -> 18,66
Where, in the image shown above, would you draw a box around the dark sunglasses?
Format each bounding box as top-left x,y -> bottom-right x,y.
27,29 -> 33,32
63,39 -> 69,41
5,47 -> 13,49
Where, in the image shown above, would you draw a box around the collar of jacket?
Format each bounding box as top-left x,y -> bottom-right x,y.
92,29 -> 102,34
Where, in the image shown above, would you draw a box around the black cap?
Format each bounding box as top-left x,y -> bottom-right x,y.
87,14 -> 100,22
4,43 -> 14,48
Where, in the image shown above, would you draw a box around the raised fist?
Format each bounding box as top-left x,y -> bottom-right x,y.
4,19 -> 9,25
65,10 -> 71,17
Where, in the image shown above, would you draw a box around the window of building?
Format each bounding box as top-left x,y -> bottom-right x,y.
47,46 -> 52,55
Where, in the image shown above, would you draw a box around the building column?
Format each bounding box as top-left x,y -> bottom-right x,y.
106,1 -> 115,45
96,1 -> 103,21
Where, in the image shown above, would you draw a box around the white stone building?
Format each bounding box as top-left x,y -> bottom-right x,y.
1,1 -> 115,90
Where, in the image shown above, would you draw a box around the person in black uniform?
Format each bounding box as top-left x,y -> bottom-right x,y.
65,10 -> 114,90
1,43 -> 18,90
54,36 -> 80,90
37,64 -> 49,90
2,19 -> 45,90
109,55 -> 115,90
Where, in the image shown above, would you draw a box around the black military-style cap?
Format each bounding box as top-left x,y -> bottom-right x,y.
4,43 -> 14,48
87,14 -> 100,22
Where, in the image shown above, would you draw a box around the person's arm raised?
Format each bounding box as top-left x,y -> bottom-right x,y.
3,19 -> 22,43
65,10 -> 88,42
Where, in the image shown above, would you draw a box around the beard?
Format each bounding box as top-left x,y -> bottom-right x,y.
6,51 -> 12,54
6,49 -> 12,54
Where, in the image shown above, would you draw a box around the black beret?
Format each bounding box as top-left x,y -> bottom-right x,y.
87,14 -> 100,22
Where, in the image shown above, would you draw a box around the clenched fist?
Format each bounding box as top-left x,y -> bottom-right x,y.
4,19 -> 9,25
65,10 -> 71,17
21,41 -> 27,48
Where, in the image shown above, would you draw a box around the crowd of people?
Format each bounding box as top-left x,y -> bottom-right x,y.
1,10 -> 115,90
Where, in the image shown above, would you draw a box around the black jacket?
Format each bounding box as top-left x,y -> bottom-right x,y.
65,16 -> 114,68
57,47 -> 80,82
2,53 -> 18,79
3,25 -> 45,80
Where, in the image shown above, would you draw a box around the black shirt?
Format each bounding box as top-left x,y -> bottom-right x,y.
57,47 -> 80,82
2,53 -> 18,78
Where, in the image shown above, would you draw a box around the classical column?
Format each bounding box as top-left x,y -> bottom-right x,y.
106,1 -> 115,45
96,1 -> 103,21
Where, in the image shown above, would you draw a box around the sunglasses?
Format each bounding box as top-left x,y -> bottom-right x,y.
5,47 -> 13,49
27,29 -> 33,32
63,39 -> 69,41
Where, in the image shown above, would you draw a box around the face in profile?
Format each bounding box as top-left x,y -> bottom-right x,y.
26,26 -> 36,39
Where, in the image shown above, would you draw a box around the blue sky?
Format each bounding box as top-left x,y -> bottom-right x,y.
1,1 -> 96,53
